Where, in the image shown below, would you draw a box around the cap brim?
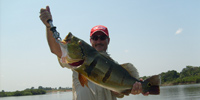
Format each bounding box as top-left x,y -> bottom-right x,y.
91,30 -> 108,36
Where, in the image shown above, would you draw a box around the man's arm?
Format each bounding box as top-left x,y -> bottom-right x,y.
46,27 -> 62,58
39,6 -> 62,58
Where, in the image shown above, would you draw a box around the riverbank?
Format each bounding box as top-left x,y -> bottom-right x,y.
141,66 -> 200,87
0,86 -> 72,97
161,82 -> 198,86
0,89 -> 72,97
0,89 -> 46,97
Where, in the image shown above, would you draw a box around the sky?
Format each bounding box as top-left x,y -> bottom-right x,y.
0,0 -> 200,91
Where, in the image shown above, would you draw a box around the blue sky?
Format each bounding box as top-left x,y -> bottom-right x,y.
0,0 -> 200,91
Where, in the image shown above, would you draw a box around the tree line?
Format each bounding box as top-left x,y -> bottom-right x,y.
141,66 -> 200,85
38,86 -> 72,91
0,86 -> 72,97
0,89 -> 46,97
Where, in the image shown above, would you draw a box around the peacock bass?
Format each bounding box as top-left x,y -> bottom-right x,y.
58,32 -> 160,95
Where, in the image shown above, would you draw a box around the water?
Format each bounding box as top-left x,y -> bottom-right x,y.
0,92 -> 72,100
1,84 -> 200,100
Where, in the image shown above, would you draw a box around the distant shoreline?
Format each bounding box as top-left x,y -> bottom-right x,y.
46,90 -> 72,93
0,89 -> 73,97
161,82 -> 198,86
0,89 -> 46,97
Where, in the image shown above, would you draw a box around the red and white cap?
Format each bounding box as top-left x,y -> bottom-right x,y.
90,25 -> 109,37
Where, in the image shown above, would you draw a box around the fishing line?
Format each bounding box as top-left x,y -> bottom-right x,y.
47,19 -> 62,43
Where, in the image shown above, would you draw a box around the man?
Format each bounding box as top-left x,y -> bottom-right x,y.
40,6 -> 148,100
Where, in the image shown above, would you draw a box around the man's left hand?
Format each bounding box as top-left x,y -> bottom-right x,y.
131,80 -> 149,96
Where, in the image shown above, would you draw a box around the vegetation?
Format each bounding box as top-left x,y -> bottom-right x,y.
0,89 -> 46,97
140,66 -> 200,85
38,86 -> 72,92
0,86 -> 72,97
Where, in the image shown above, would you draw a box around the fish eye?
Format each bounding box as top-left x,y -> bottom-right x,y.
147,83 -> 152,87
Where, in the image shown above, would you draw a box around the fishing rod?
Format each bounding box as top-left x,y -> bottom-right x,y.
47,19 -> 62,43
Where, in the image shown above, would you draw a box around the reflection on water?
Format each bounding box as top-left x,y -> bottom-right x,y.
120,84 -> 200,100
160,84 -> 200,100
1,84 -> 200,100
0,92 -> 73,100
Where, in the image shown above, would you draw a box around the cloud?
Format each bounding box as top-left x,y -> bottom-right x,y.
124,50 -> 129,53
175,28 -> 183,35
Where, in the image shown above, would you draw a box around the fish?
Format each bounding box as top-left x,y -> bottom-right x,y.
58,32 -> 160,95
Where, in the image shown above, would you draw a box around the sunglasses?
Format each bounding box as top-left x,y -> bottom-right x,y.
91,35 -> 108,41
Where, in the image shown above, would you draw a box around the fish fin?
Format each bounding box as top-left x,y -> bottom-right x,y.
144,75 -> 160,95
78,74 -> 88,87
99,52 -> 113,60
121,63 -> 139,79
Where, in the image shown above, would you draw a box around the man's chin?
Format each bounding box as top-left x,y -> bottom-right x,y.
95,46 -> 104,52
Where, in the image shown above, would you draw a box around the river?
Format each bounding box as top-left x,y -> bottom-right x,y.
1,84 -> 200,100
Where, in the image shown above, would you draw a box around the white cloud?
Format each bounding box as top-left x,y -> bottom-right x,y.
175,28 -> 183,35
124,50 -> 129,53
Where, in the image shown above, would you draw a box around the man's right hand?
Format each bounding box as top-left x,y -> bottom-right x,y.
39,6 -> 52,28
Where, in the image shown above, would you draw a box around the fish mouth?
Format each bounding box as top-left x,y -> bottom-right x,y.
68,60 -> 84,68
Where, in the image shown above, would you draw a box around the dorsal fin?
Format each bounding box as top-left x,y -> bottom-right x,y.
99,52 -> 139,79
121,63 -> 139,79
99,51 -> 113,60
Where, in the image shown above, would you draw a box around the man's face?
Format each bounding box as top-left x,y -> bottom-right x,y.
90,31 -> 110,52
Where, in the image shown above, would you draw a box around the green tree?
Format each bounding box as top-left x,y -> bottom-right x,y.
0,90 -> 7,97
161,70 -> 179,83
180,66 -> 200,78
13,91 -> 23,96
31,87 -> 34,89
38,86 -> 43,89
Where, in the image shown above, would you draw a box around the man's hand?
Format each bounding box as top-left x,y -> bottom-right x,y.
131,79 -> 149,96
39,6 -> 52,28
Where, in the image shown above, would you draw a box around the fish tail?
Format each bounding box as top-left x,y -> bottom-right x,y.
143,75 -> 160,95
